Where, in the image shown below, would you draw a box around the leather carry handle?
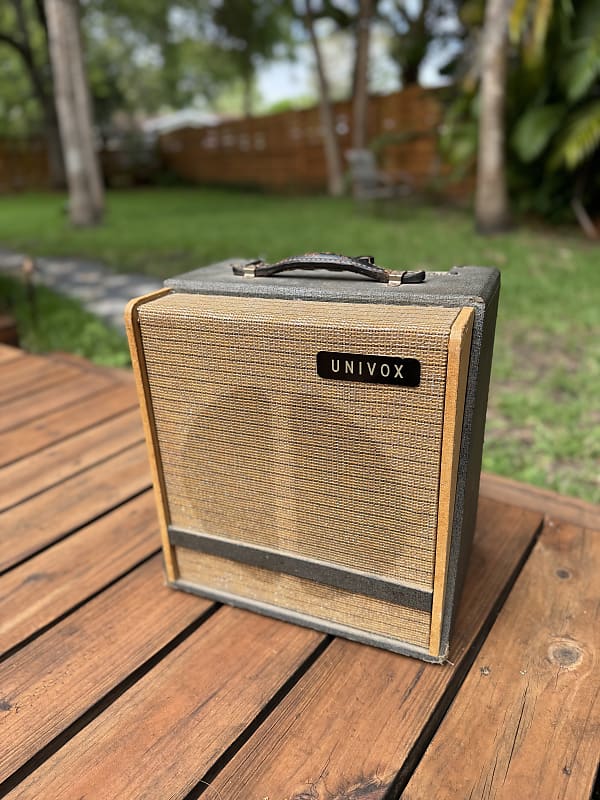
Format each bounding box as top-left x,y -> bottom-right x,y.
232,253 -> 425,285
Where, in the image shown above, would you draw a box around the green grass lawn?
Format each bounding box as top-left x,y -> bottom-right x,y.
0,274 -> 131,367
0,187 -> 598,503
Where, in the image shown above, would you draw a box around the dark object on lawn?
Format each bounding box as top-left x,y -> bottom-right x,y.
126,254 -> 500,663
22,256 -> 38,330
346,148 -> 413,203
0,314 -> 19,347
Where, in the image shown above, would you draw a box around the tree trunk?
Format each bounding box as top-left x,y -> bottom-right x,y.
242,69 -> 253,118
19,71 -> 65,189
45,0 -> 104,226
305,1 -> 344,197
475,0 -> 512,234
5,0 -> 66,187
352,0 -> 372,152
571,173 -> 598,240
33,0 -> 66,187
41,98 -> 66,188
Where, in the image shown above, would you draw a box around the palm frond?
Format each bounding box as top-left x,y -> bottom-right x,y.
509,0 -> 530,44
511,104 -> 566,162
573,0 -> 600,39
550,100 -> 600,169
561,29 -> 600,101
508,0 -> 554,65
530,0 -> 553,59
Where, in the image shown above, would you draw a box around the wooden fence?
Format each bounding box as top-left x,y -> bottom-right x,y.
159,86 -> 467,196
0,138 -> 50,192
0,137 -> 161,192
0,88 -> 472,198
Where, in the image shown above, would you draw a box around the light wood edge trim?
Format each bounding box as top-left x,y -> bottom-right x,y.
124,288 -> 178,582
429,306 -> 475,657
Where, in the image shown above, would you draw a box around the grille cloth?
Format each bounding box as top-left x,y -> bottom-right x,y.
139,293 -> 460,646
176,546 -> 431,648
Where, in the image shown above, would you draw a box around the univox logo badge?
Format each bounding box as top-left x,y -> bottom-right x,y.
317,351 -> 420,387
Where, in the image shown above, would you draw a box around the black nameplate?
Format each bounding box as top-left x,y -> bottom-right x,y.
317,351 -> 420,387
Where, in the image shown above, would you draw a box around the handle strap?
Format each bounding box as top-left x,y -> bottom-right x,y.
232,253 -> 425,285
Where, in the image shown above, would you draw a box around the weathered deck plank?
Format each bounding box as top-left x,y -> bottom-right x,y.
0,359 -> 82,403
401,519 -> 600,800
203,500 -> 543,800
3,607 -> 325,800
480,471 -> 599,529
0,381 -> 137,467
0,371 -> 113,433
0,408 -> 143,511
0,346 -> 24,364
0,492 -> 158,655
0,442 -> 151,572
0,556 -> 212,787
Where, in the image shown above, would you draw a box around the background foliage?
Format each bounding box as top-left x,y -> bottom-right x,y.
441,0 -> 600,224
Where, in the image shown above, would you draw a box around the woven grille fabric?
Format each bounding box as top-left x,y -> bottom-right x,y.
139,293 -> 459,589
176,546 -> 432,648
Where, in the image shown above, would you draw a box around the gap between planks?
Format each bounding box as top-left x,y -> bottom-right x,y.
0,442 -> 152,575
0,491 -> 160,659
0,381 -> 138,469
0,556 -> 217,790
401,517 -> 600,800
0,408 -> 144,512
0,598 -> 326,799
183,498 -> 544,800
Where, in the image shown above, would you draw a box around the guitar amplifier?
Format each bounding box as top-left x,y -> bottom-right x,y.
125,254 -> 500,662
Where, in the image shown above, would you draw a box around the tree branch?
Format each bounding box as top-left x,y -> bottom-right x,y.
34,0 -> 49,38
0,20 -> 49,104
0,30 -> 28,58
382,1 -> 412,30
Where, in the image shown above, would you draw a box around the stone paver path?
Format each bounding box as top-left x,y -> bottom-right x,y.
0,249 -> 162,332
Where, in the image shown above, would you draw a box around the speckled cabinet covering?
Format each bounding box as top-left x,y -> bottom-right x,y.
126,261 -> 500,663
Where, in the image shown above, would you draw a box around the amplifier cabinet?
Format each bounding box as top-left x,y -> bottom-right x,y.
126,260 -> 500,662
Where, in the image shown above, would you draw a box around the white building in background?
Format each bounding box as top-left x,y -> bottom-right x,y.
141,109 -> 224,139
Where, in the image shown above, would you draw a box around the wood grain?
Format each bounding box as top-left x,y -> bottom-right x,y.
0,556 -> 211,785
0,492 -> 159,654
0,352 -> 64,385
0,360 -> 79,403
196,499 -> 543,800
4,606 -> 324,799
0,442 -> 151,572
0,345 -> 24,364
480,471 -> 600,529
430,305 -> 474,656
0,371 -> 112,433
403,519 -> 600,800
46,351 -> 132,382
0,409 -> 143,510
0,381 -> 137,468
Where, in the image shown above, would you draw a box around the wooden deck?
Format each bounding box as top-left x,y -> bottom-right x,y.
0,344 -> 597,800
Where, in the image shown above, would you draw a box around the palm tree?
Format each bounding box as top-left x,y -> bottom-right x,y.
510,0 -> 600,237
304,0 -> 344,197
45,0 -> 104,226
0,0 -> 65,187
352,0 -> 373,151
475,0 -> 513,233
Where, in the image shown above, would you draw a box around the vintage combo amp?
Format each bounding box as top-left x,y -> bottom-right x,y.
125,254 -> 500,662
